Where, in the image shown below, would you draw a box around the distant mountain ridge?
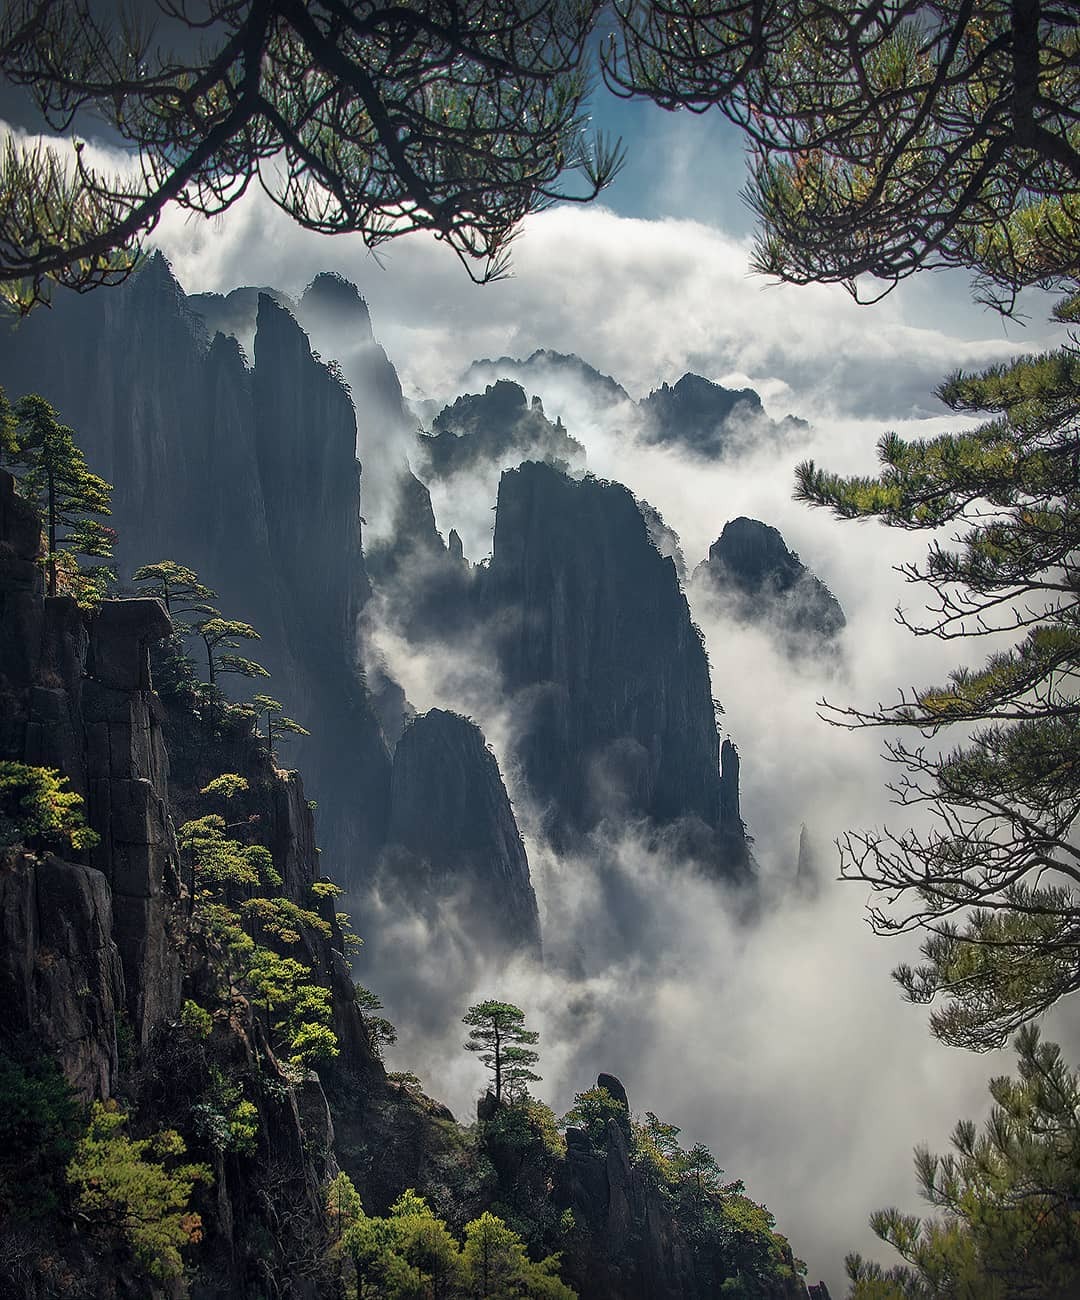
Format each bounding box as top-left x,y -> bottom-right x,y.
694,517 -> 846,651
459,349 -> 810,460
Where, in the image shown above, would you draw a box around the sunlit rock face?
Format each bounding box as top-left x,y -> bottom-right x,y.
484,461 -> 750,877
693,516 -> 846,653
379,708 -> 541,957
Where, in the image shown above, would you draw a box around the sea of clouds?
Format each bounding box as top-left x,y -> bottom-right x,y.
141,186 -> 1063,1290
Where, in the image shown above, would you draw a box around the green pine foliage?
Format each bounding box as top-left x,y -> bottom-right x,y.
132,560 -> 216,630
325,1178 -> 577,1299
182,777 -> 341,1072
560,1090 -> 804,1297
0,760 -> 99,852
193,615 -> 268,687
847,1028 -> 1080,1298
251,693 -> 311,758
795,340 -> 1080,1049
463,1001 -> 541,1104
65,1100 -> 210,1281
5,391 -> 114,603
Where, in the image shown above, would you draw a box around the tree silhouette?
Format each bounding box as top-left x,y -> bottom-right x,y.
7,393 -> 113,600
0,0 -> 621,310
605,0 -> 1080,311
463,1000 -> 540,1105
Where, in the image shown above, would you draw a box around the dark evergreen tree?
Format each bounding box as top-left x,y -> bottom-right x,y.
463,1000 -> 540,1105
795,326 -> 1080,1049
8,392 -> 113,601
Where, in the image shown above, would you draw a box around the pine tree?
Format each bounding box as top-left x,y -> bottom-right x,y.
250,694 -> 310,757
132,560 -> 216,630
794,320 -> 1080,1049
193,615 -> 268,687
848,1028 -> 1080,1298
463,1001 -> 540,1105
9,393 -> 113,601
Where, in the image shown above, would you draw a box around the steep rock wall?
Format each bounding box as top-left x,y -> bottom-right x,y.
484,462 -> 748,875
381,709 -> 541,956
693,517 -> 846,651
0,259 -> 392,879
0,469 -> 183,1085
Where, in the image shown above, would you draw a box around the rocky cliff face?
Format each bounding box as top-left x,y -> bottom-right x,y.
693,517 -> 846,651
484,462 -> 748,875
639,373 -> 808,459
421,379 -> 585,479
379,709 -> 541,956
0,470 -> 184,1085
0,257 -> 392,878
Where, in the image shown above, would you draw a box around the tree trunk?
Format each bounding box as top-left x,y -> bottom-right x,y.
46,458 -> 56,597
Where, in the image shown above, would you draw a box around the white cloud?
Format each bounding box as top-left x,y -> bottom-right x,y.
151,192 -> 1051,425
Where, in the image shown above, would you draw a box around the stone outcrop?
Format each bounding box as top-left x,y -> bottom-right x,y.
0,257 -> 392,879
463,349 -> 633,413
0,852 -> 123,1099
693,517 -> 846,651
0,468 -> 184,1075
556,1074 -> 697,1299
639,373 -> 808,459
420,379 -> 585,479
484,461 -> 749,876
380,709 -> 541,955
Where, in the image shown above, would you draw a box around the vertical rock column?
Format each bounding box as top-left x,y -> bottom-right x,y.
83,598 -> 185,1044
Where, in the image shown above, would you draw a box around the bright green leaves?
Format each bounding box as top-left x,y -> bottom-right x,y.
66,1100 -> 210,1282
325,1177 -> 577,1299
183,775 -> 342,1073
0,761 -> 99,852
190,1066 -> 259,1156
558,1092 -> 800,1293
178,813 -> 264,889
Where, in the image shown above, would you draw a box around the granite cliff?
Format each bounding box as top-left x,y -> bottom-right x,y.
421,379 -> 585,480
638,373 -> 809,459
483,462 -> 750,876
693,517 -> 846,652
0,464 -> 823,1299
0,256 -> 392,876
379,709 -> 541,957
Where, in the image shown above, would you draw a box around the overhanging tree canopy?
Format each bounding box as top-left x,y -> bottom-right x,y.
0,0 -> 622,310
604,0 -> 1080,311
795,324 -> 1080,1051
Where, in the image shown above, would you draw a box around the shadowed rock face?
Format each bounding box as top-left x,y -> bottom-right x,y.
639,372 -> 808,459
0,471 -> 183,1079
484,461 -> 749,876
381,709 -> 541,955
463,349 -> 633,411
420,379 -> 585,479
693,516 -> 846,650
0,256 -> 391,877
